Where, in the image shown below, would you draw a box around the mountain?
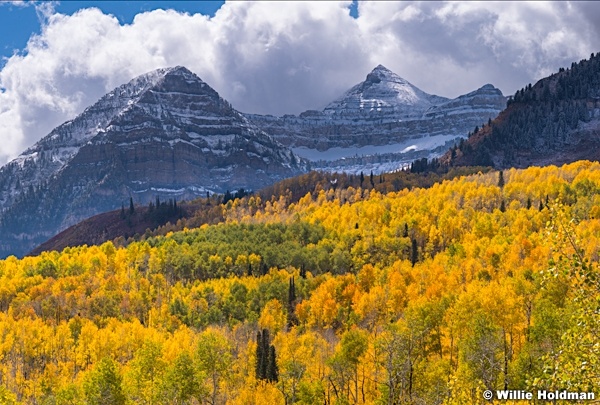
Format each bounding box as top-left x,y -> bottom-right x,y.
246,65 -> 506,173
0,66 -> 303,258
445,52 -> 600,168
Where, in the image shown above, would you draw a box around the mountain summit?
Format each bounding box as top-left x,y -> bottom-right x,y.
0,67 -> 303,257
246,65 -> 506,173
324,65 -> 449,118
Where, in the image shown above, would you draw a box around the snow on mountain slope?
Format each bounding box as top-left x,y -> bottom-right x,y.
0,67 -> 181,210
246,65 -> 506,173
0,66 -> 304,257
323,64 -> 449,119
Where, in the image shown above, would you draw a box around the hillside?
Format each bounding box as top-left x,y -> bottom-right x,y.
0,160 -> 599,403
445,52 -> 600,168
28,167 -> 491,256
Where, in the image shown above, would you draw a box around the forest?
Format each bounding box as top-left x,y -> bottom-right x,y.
448,52 -> 600,168
0,161 -> 600,404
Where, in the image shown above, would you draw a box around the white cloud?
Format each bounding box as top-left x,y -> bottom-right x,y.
0,0 -> 597,164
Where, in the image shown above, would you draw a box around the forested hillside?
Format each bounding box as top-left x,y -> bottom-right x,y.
1,161 -> 600,404
447,52 -> 600,168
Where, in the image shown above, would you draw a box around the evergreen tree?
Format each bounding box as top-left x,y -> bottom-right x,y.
255,331 -> 266,380
129,197 -> 135,215
498,170 -> 505,188
411,238 -> 418,267
267,345 -> 279,382
299,264 -> 307,279
256,329 -> 278,383
403,223 -> 409,238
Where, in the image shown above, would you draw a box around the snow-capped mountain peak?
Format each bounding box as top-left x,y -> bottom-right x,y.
0,66 -> 304,257
324,65 -> 449,118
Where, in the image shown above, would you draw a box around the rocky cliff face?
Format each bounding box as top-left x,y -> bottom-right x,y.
0,66 -> 303,257
246,65 -> 506,173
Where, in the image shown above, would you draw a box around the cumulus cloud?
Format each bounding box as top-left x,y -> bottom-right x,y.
0,0 -> 597,164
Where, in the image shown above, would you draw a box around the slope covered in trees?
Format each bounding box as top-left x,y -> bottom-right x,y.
1,161 -> 600,403
446,52 -> 600,168
30,166 -> 490,256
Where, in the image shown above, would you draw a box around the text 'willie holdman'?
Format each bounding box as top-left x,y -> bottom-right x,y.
483,390 -> 595,401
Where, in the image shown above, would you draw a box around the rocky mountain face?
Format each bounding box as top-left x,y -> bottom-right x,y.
246,65 -> 506,173
0,67 -> 303,257
446,52 -> 600,168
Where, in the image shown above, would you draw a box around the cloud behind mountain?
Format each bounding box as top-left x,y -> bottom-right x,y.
0,1 -> 597,165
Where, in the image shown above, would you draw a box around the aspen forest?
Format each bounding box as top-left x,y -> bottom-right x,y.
1,161 -> 600,404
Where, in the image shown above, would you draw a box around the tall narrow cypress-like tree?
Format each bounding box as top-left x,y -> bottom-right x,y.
255,331 -> 265,380
411,238 -> 419,267
256,329 -> 279,383
299,264 -> 307,279
267,345 -> 279,382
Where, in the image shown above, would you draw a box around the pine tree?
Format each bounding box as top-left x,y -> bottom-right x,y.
411,238 -> 418,267
299,264 -> 307,279
403,223 -> 409,238
129,197 -> 135,215
498,170 -> 505,188
267,345 -> 279,382
255,331 -> 265,380
256,329 -> 272,381
256,329 -> 278,383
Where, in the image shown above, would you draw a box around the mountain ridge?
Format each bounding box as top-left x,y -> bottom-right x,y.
443,52 -> 600,168
245,65 -> 506,173
0,66 -> 303,257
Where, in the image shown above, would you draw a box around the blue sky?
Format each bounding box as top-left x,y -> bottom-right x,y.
0,1 -> 226,67
0,1 -> 597,164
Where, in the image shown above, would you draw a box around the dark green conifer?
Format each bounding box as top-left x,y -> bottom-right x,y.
411,238 -> 418,267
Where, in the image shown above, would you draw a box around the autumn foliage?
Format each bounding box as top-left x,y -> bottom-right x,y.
1,161 -> 600,403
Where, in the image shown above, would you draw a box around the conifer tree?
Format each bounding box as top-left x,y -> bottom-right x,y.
267,345 -> 279,382
411,238 -> 419,267
498,170 -> 505,188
